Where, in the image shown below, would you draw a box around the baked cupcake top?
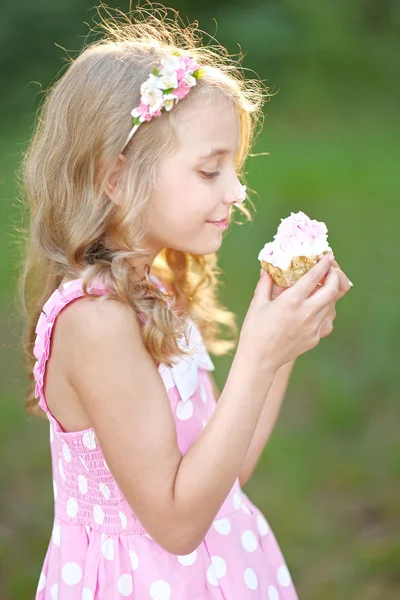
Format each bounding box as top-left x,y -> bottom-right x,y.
258,211 -> 332,269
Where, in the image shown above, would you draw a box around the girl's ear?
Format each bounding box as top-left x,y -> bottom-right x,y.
105,153 -> 127,206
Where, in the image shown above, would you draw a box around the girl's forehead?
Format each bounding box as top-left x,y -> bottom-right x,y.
174,94 -> 240,155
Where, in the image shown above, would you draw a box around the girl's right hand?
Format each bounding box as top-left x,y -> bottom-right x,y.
238,254 -> 339,373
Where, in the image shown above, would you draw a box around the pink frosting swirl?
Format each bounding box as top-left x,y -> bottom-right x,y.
258,211 -> 332,269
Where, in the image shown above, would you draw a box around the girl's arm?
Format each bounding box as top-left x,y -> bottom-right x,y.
209,360 -> 295,487
65,297 -> 278,556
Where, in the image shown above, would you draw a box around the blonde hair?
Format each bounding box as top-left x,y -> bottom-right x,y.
16,2 -> 270,416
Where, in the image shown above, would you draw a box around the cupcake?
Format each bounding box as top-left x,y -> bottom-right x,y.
258,211 -> 334,287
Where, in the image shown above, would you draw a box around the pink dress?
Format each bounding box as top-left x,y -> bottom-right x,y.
33,274 -> 298,600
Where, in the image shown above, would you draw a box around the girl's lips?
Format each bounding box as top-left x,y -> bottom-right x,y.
206,218 -> 229,230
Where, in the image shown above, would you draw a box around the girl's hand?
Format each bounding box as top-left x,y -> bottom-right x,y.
309,259 -> 352,338
239,255 -> 340,373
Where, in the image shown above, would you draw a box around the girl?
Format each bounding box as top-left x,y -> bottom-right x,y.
19,5 -> 351,599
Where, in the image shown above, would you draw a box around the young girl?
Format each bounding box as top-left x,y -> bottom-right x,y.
19,6 -> 350,599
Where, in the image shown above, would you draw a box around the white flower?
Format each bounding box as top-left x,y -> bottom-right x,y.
156,73 -> 178,91
160,55 -> 181,71
140,74 -> 159,95
131,107 -> 144,120
184,74 -> 196,87
141,88 -> 164,113
162,94 -> 178,111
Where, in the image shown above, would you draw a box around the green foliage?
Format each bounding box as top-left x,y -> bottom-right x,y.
0,1 -> 399,598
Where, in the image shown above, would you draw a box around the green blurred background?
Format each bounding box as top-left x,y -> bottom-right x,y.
1,1 -> 399,598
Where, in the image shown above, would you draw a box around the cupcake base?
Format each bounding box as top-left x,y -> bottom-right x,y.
261,251 -> 333,287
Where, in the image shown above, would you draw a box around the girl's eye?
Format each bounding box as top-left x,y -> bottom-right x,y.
200,171 -> 220,179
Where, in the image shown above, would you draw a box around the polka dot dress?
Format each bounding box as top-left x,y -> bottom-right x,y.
33,275 -> 298,599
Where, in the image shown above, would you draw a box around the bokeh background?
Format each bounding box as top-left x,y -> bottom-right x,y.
1,1 -> 399,598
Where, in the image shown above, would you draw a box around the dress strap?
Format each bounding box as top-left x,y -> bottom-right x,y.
33,275 -> 164,417
32,278 -> 110,421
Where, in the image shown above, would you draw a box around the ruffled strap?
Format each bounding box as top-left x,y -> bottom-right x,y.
32,278 -> 109,416
33,275 -> 215,420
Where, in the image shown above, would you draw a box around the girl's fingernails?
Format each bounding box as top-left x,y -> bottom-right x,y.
349,280 -> 354,287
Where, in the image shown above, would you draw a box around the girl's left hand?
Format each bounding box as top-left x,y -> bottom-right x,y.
270,259 -> 352,339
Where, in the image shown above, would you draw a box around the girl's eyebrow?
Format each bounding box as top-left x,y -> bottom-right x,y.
197,147 -> 231,159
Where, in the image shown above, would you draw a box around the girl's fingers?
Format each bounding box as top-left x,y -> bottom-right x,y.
291,254 -> 334,299
308,267 -> 340,312
335,267 -> 352,299
254,268 -> 273,304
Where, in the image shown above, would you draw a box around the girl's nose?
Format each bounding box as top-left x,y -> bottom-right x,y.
223,182 -> 247,205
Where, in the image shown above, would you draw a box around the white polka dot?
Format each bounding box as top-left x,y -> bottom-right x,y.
200,383 -> 207,404
119,511 -> 127,529
85,525 -> 91,535
50,423 -> 54,443
99,482 -> 110,500
244,567 -> 258,590
241,503 -> 251,515
207,556 -> 227,586
129,550 -> 139,571
66,497 -> 79,518
63,443 -> 71,463
118,573 -> 133,596
257,514 -> 270,536
150,579 -> 171,600
202,420 -> 207,429
241,530 -> 258,552
79,456 -> 89,472
52,524 -> 61,546
93,505 -> 104,525
101,538 -> 114,560
207,564 -> 218,586
213,517 -> 231,535
176,399 -> 194,420
269,585 -> 280,600
82,588 -> 94,600
78,474 -> 88,495
212,555 -> 227,578
82,430 -> 96,450
53,480 -> 58,500
144,532 -> 153,540
103,458 -> 110,471
62,562 -> 82,585
50,583 -> 58,599
233,492 -> 242,509
58,458 -> 65,480
177,550 -> 197,565
37,572 -> 46,591
277,564 -> 291,587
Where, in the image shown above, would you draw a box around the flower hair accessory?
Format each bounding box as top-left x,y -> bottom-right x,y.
123,51 -> 205,148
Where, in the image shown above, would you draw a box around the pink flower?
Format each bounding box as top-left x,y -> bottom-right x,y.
152,107 -> 162,118
175,67 -> 187,82
174,81 -> 191,100
183,56 -> 200,71
138,102 -> 149,115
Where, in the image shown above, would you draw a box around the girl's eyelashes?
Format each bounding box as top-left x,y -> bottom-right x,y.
200,171 -> 220,179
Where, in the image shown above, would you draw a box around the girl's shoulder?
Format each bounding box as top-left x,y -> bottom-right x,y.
33,274 -> 215,423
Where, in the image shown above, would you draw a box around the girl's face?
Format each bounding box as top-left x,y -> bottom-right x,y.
146,93 -> 242,257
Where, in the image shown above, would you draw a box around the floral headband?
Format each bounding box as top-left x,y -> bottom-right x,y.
122,51 -> 247,205
122,51 -> 205,148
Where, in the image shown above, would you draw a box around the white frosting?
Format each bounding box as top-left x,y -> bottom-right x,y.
258,211 -> 332,270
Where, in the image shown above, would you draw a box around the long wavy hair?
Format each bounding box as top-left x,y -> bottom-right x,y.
16,2 -> 269,416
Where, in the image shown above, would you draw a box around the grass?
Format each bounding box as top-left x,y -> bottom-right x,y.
0,95 -> 399,599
